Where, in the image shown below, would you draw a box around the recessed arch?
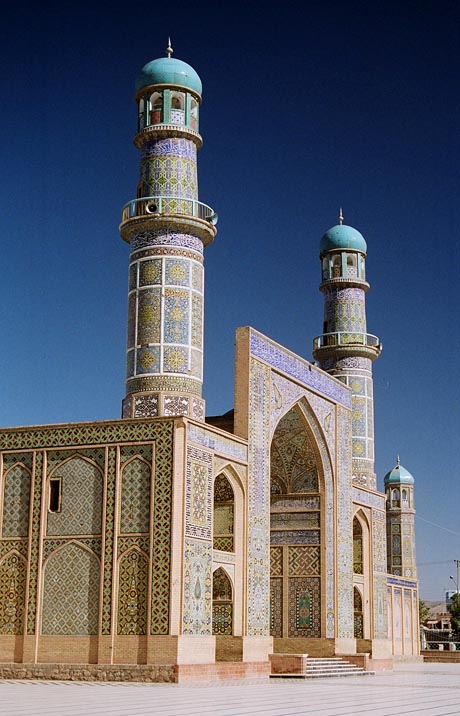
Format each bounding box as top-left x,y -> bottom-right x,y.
212,567 -> 233,635
46,455 -> 103,536
42,541 -> 100,635
270,401 -> 325,639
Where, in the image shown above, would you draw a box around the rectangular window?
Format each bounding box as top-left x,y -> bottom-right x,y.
49,478 -> 62,513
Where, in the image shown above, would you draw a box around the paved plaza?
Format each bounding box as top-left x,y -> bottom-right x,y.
1,663 -> 460,716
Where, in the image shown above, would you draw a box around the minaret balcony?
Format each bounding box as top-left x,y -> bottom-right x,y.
120,195 -> 217,245
313,331 -> 382,360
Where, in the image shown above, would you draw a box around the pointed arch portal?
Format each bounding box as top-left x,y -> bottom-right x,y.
270,406 -> 322,638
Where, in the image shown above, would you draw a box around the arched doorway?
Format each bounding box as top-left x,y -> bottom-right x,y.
270,406 -> 322,639
354,587 -> 364,638
212,567 -> 233,635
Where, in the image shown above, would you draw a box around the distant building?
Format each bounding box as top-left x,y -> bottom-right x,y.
0,46 -> 419,681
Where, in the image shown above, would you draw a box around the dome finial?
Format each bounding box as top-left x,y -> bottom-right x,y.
396,455 -> 400,466
166,37 -> 173,58
338,207 -> 344,225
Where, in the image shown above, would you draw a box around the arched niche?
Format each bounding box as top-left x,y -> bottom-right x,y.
212,567 -> 233,635
269,404 -> 323,639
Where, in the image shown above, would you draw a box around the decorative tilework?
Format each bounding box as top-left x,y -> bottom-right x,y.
131,231 -> 203,254
185,446 -> 213,540
46,448 -> 106,472
288,577 -> 320,637
163,346 -> 188,373
139,155 -> 197,199
139,259 -> 162,286
270,578 -> 282,637
271,408 -> 319,494
165,258 -> 190,286
212,568 -> 233,635
187,423 -> 247,462
336,405 -> 353,639
2,453 -> 33,471
164,290 -> 189,344
47,457 -> 103,536
191,294 -> 203,348
270,547 -> 283,577
127,376 -> 201,395
247,359 -> 271,636
2,464 -> 31,537
141,138 -> 197,160
271,495 -> 320,510
0,552 -> 26,635
137,289 -> 161,344
120,458 -> 151,534
192,397 -> 205,421
149,422 -> 174,634
117,535 -> 150,558
373,508 -> 388,637
0,540 -> 28,560
27,450 -> 43,634
42,542 -> 100,635
133,394 -> 159,417
352,487 -> 385,510
191,348 -> 202,381
117,549 -> 148,635
102,446 -> 116,635
192,263 -> 203,291
42,537 -> 102,561
270,530 -> 320,545
136,347 -> 160,375
164,395 -> 189,415
250,330 -> 351,409
289,545 -> 320,575
182,538 -> 212,635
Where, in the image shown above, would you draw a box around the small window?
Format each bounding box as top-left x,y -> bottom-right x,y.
49,478 -> 62,513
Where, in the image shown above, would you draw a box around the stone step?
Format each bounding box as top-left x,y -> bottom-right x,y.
270,656 -> 375,680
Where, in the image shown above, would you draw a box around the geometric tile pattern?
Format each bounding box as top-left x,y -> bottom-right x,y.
182,538 -> 212,635
270,578 -> 283,637
270,408 -> 319,494
288,546 -> 320,576
288,576 -> 321,637
249,329 -> 351,409
41,542 -> 100,635
0,552 -> 26,634
26,450 -> 43,635
47,457 -> 103,536
185,446 -> 213,540
247,359 -> 271,636
372,508 -> 388,638
120,458 -> 151,534
2,464 -> 31,537
336,405 -> 354,639
42,537 -> 102,561
270,547 -> 283,577
102,447 -> 116,635
0,419 -> 174,637
117,549 -> 148,635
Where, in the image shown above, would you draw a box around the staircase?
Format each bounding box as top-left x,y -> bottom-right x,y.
270,656 -> 374,679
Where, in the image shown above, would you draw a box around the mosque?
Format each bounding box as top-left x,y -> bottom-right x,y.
0,44 -> 419,681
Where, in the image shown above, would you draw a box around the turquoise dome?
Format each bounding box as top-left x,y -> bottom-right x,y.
136,57 -> 202,95
384,462 -> 414,486
320,224 -> 367,255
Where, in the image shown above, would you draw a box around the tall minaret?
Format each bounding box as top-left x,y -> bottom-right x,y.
384,458 -> 417,579
312,212 -> 382,489
120,42 -> 217,420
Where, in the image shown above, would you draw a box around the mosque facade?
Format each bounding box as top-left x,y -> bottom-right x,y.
0,47 -> 419,681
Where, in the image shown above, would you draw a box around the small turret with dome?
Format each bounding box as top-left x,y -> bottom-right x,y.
384,457 -> 417,578
313,211 -> 381,489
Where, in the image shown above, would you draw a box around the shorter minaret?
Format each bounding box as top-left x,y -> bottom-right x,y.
312,212 -> 382,488
384,458 -> 417,579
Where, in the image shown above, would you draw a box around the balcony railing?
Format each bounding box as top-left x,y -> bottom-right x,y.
121,196 -> 217,225
313,331 -> 380,350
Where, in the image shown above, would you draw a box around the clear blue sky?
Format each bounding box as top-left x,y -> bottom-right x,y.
1,0 -> 458,600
